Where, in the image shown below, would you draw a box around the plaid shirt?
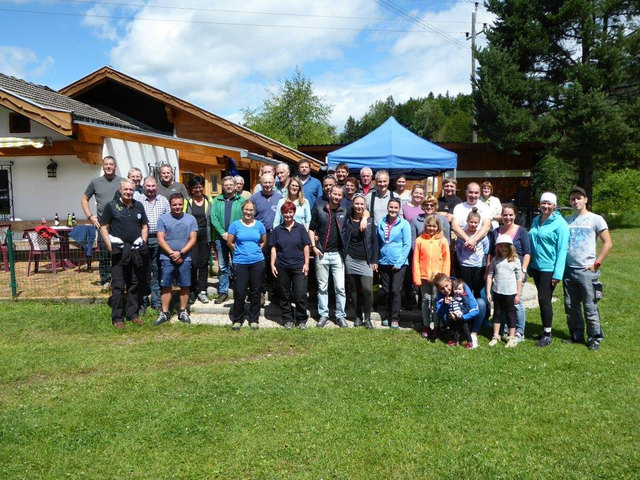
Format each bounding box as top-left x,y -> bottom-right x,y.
135,193 -> 170,234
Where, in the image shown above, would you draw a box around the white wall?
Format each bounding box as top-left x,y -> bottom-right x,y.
9,155 -> 100,221
103,138 -> 178,179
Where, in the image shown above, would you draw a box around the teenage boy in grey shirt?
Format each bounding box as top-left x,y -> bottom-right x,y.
563,186 -> 613,350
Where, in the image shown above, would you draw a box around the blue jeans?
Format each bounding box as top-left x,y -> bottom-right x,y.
316,251 -> 346,319
215,238 -> 231,295
471,297 -> 487,334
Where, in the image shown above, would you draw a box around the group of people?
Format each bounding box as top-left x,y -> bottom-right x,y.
84,156 -> 612,351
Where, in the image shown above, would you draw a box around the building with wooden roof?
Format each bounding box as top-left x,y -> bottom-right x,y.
0,67 -> 320,221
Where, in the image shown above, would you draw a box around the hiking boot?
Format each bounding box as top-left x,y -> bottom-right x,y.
316,316 -> 328,328
298,321 -> 308,330
231,321 -> 242,331
113,320 -> 125,330
535,335 -> 553,347
131,317 -> 144,326
178,310 -> 191,324
337,318 -> 348,328
562,336 -> 585,344
588,339 -> 600,351
215,293 -> 228,304
197,292 -> 209,303
505,337 -> 518,348
284,321 -> 295,330
154,312 -> 169,326
488,335 -> 501,347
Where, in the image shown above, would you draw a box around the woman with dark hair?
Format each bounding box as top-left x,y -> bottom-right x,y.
228,200 -> 267,330
395,174 -> 411,205
486,203 -> 530,342
342,193 -> 378,329
377,198 -> 411,329
270,201 -> 311,329
529,192 -> 569,347
184,175 -> 212,303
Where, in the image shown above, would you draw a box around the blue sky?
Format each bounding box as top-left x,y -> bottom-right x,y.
0,0 -> 493,130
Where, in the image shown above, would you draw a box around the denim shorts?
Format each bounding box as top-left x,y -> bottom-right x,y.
160,257 -> 192,287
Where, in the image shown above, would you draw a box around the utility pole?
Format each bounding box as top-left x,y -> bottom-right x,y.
471,4 -> 477,143
467,2 -> 485,143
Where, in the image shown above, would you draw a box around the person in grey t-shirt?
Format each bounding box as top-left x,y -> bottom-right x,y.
81,155 -> 123,289
563,187 -> 613,350
156,164 -> 188,200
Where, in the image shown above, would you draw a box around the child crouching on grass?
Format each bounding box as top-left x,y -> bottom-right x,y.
486,234 -> 522,348
412,214 -> 450,341
434,274 -> 479,349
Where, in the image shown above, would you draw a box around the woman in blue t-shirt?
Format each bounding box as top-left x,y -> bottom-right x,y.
227,199 -> 266,330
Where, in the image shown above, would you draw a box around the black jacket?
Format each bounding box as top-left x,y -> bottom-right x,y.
341,216 -> 379,265
309,202 -> 348,254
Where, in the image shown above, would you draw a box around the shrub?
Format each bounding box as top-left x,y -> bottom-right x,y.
593,169 -> 640,228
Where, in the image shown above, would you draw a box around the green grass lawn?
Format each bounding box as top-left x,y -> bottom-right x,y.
1,229 -> 639,479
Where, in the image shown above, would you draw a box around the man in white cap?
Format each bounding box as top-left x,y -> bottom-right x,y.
562,186 -> 613,350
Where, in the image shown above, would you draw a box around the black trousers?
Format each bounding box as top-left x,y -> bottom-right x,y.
191,236 -> 210,294
110,252 -> 144,323
530,269 -> 556,329
233,261 -> 265,323
379,265 -> 406,322
459,265 -> 485,298
346,274 -> 373,321
276,266 -> 308,323
492,292 -> 517,329
449,318 -> 472,343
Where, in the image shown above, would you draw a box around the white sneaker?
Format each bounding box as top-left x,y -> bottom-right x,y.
515,332 -> 525,343
471,334 -> 478,349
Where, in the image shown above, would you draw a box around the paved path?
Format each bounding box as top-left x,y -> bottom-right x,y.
183,281 -> 540,330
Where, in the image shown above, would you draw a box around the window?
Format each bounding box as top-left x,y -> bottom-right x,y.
9,113 -> 30,133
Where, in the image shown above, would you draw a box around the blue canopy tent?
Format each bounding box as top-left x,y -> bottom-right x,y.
328,117 -> 457,179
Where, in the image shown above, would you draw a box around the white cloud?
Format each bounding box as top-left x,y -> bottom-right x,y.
79,0 -> 494,132
0,46 -> 54,79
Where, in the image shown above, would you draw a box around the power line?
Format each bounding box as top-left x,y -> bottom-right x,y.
0,6 -> 463,34
53,0 -> 474,24
374,0 -> 467,50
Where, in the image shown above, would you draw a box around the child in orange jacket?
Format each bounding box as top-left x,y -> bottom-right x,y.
413,214 -> 450,340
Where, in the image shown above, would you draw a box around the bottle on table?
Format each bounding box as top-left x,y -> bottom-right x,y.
41,216 -> 46,226
54,213 -> 60,226
67,213 -> 72,227
71,213 -> 77,226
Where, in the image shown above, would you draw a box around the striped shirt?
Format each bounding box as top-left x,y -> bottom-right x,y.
135,193 -> 170,234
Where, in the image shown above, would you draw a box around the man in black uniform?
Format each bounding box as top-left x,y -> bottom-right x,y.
100,179 -> 149,329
